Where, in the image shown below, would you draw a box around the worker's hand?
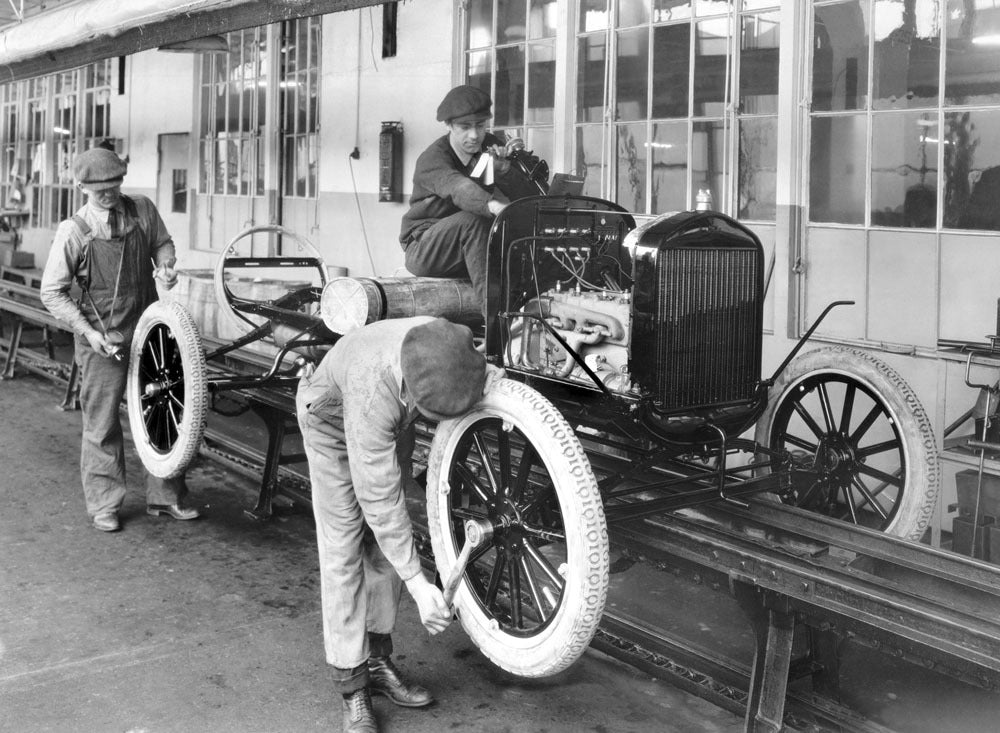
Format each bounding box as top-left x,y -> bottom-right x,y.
487,199 -> 507,217
483,364 -> 506,394
405,574 -> 452,635
84,329 -> 110,356
153,260 -> 178,290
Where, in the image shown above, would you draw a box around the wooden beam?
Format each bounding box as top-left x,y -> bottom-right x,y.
0,0 -> 383,82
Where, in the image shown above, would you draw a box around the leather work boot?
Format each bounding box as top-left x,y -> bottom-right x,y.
367,656 -> 433,708
92,512 -> 120,532
146,503 -> 200,520
342,687 -> 377,733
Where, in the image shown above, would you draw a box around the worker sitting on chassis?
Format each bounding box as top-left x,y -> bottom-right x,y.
295,316 -> 503,733
398,85 -> 528,310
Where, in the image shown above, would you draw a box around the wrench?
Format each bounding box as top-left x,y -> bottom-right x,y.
442,518 -> 494,606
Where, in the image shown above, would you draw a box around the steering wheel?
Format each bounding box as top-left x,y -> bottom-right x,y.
212,224 -> 328,337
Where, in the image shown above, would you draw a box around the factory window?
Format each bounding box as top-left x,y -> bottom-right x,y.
198,27 -> 267,197
809,0 -> 1000,232
280,16 -> 321,198
0,60 -> 113,228
464,0 -> 557,165
572,0 -> 779,218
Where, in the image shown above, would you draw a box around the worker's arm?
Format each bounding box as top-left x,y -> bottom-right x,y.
342,367 -> 451,632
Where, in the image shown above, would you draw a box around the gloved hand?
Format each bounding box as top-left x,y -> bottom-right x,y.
404,573 -> 452,635
152,258 -> 179,290
84,329 -> 110,356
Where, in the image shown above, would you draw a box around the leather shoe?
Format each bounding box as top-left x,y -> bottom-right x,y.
146,503 -> 200,520
342,687 -> 377,733
93,512 -> 120,532
368,656 -> 433,708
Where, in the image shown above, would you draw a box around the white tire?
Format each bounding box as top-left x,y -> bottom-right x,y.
427,378 -> 609,677
126,301 -> 208,478
755,347 -> 940,540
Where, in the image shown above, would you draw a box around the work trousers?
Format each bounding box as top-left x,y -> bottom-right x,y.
75,337 -> 186,516
295,392 -> 401,693
403,210 -> 491,308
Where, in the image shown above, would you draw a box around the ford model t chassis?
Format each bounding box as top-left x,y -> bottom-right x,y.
125,194 -> 940,679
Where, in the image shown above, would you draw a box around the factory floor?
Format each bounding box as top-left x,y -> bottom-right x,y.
0,373 -> 742,733
3,369 -> 1000,732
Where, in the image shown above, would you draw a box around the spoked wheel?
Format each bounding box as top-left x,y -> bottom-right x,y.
126,301 -> 208,479
213,224 -> 327,338
426,379 -> 609,678
755,347 -> 940,540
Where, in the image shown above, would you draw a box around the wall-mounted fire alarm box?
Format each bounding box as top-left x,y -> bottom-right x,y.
379,121 -> 403,203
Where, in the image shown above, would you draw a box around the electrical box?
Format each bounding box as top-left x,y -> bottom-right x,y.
379,121 -> 403,203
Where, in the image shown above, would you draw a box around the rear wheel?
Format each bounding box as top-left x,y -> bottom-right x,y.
426,378 -> 609,677
126,301 -> 208,478
755,347 -> 939,540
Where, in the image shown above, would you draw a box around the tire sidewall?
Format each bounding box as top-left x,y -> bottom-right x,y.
755,347 -> 940,539
427,378 -> 609,677
126,300 -> 208,479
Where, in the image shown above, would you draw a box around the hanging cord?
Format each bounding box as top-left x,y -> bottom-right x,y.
348,156 -> 379,276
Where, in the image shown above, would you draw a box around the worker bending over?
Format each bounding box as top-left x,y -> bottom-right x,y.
296,316 -> 498,733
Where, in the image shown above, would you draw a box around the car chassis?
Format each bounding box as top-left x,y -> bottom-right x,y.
125,193 -> 941,679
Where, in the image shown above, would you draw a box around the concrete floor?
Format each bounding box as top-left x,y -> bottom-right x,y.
0,373 -> 744,733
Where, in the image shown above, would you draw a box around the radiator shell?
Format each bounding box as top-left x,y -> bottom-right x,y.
629,211 -> 764,413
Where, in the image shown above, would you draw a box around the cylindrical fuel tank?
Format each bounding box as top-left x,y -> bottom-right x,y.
320,276 -> 480,334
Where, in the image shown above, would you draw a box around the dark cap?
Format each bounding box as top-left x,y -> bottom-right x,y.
73,148 -> 127,190
436,85 -> 492,124
401,318 -> 486,421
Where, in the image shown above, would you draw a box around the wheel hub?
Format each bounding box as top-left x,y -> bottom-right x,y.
815,433 -> 857,481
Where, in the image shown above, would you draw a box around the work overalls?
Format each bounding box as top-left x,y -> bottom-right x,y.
73,197 -> 186,516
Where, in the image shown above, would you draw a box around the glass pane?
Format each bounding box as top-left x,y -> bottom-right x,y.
496,46 -> 526,126
943,109 -> 1000,230
695,0 -> 732,16
873,0 -> 940,110
580,0 -> 610,32
214,138 -> 226,194
498,0 -> 526,44
810,114 -> 867,224
199,140 -> 210,193
693,16 -> 730,116
871,111 -> 938,228
617,122 -> 648,212
738,116 -> 777,220
617,28 -> 649,122
527,41 -> 555,124
467,50 -> 493,100
692,119 -> 725,209
227,138 -> 239,195
944,0 -> 1000,106
652,22 -> 690,118
525,126 -> 553,167
529,0 -> 557,39
813,1 -> 870,112
577,34 -> 608,123
619,0 -> 650,28
654,0 -> 692,22
650,120 -> 687,213
468,0 -> 494,48
576,124 -> 606,197
740,12 -> 780,115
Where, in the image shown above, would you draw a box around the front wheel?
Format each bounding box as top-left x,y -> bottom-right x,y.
755,347 -> 940,540
126,301 -> 208,478
426,378 -> 609,678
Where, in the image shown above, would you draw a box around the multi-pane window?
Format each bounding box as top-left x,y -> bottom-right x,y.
199,27 -> 267,196
464,0 -> 557,163
280,16 -> 321,198
810,0 -> 1000,231
573,0 -> 779,218
0,60 -> 113,228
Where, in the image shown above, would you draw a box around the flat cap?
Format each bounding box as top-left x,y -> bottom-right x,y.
73,147 -> 127,190
436,85 -> 492,123
401,318 -> 486,421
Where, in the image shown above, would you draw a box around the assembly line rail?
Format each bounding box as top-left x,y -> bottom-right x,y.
9,329 -> 1000,732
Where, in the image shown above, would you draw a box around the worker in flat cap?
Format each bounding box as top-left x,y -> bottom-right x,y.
296,316 -> 502,733
40,146 -> 200,532
399,85 -> 525,310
